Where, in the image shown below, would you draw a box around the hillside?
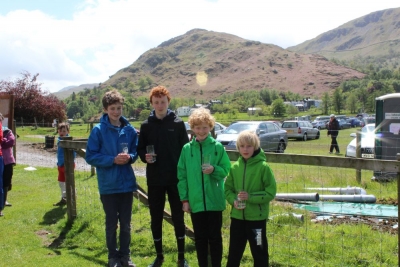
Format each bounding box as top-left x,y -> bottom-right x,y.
101,29 -> 365,100
288,8 -> 400,64
53,83 -> 98,99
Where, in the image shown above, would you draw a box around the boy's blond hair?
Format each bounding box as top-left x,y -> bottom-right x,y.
236,130 -> 260,151
188,107 -> 215,129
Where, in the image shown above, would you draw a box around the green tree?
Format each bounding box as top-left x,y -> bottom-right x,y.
271,98 -> 286,116
332,88 -> 344,114
346,93 -> 358,113
322,92 -> 330,115
139,109 -> 150,121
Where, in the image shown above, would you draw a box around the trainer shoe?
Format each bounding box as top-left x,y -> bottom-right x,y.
177,258 -> 189,267
148,257 -> 164,267
5,201 -> 12,207
121,255 -> 136,267
108,258 -> 122,267
53,198 -> 67,206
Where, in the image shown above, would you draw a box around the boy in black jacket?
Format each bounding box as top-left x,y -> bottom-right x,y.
137,86 -> 190,267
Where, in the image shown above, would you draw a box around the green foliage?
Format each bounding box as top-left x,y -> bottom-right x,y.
271,98 -> 286,116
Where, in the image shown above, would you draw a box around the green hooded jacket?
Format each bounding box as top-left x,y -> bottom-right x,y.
177,134 -> 231,213
225,148 -> 277,221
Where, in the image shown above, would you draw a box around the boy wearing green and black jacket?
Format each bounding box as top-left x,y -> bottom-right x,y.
225,130 -> 277,267
177,108 -> 231,267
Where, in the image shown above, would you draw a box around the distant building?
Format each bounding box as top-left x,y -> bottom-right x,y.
176,106 -> 191,117
247,107 -> 262,115
305,99 -> 322,108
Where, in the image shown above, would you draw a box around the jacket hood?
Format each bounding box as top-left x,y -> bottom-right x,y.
239,147 -> 266,164
100,113 -> 129,127
148,109 -> 175,122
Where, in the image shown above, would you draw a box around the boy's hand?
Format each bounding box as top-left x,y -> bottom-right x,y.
237,191 -> 248,200
202,165 -> 214,174
145,153 -> 157,164
114,153 -> 130,165
182,202 -> 191,213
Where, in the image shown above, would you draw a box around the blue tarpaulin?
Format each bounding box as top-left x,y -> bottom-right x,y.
294,202 -> 398,218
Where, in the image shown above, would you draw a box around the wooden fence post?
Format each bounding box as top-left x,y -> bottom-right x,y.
63,136 -> 77,221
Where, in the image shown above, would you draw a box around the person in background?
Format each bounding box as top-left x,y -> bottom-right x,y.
177,107 -> 231,267
53,122 -> 76,206
327,114 -> 340,154
86,89 -> 138,267
0,113 -> 4,217
225,130 -> 277,267
2,126 -> 16,208
137,85 -> 190,267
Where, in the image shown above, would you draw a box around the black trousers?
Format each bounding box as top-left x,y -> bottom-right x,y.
330,136 -> 340,152
148,185 -> 186,240
191,211 -> 223,267
226,218 -> 269,267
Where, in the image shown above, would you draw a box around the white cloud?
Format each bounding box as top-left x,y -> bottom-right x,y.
0,0 -> 398,92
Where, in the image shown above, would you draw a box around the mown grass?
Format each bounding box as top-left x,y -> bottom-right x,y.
3,125 -> 398,266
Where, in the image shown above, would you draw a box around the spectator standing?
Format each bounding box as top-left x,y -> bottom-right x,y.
0,113 -> 4,217
2,126 -> 16,208
225,130 -> 277,267
86,89 -> 138,267
177,107 -> 231,267
137,86 -> 190,267
53,122 -> 76,206
327,114 -> 340,154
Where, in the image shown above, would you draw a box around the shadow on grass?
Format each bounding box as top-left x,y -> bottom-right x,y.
40,206 -> 67,225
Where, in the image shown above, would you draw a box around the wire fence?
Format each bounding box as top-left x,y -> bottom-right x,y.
15,136 -> 399,266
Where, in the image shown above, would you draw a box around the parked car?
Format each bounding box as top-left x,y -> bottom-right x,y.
347,117 -> 361,128
216,121 -> 288,153
281,120 -> 320,141
360,117 -> 376,128
338,118 -> 351,129
313,119 -> 329,130
213,122 -> 227,136
345,124 -> 376,158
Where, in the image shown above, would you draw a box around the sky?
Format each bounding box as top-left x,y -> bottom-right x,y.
0,0 -> 398,93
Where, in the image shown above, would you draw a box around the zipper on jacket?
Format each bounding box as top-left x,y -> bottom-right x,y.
200,143 -> 207,211
241,161 -> 247,220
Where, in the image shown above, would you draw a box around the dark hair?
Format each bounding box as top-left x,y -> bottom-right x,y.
102,89 -> 125,109
58,122 -> 70,132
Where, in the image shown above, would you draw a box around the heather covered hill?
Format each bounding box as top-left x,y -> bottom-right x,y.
101,29 -> 365,100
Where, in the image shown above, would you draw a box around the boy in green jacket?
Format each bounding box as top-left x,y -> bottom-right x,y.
225,130 -> 277,267
177,107 -> 231,267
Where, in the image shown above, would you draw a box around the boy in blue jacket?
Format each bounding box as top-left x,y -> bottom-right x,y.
225,130 -> 277,267
86,89 -> 138,267
177,107 -> 231,267
53,122 -> 75,206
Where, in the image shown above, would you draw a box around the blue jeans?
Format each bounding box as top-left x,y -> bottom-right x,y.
100,192 -> 134,259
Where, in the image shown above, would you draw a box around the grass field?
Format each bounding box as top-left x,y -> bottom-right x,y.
2,124 -> 398,266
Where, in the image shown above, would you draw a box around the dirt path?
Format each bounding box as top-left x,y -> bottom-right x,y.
15,141 -> 146,176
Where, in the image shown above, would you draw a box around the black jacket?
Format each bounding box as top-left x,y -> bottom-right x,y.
328,118 -> 340,137
137,109 -> 189,186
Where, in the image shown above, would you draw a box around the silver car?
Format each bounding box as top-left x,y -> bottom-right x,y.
281,120 -> 320,141
216,121 -> 288,153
